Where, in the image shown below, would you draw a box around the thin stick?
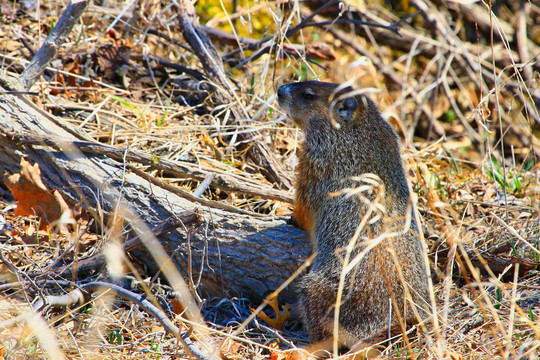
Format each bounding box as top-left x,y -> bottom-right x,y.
52,215 -> 198,280
0,129 -> 292,203
193,174 -> 216,198
20,0 -> 89,89
516,2 -> 532,82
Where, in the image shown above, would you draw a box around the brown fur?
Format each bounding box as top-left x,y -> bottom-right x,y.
277,81 -> 430,348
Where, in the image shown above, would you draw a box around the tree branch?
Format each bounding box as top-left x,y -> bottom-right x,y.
20,0 -> 89,89
174,0 -> 293,190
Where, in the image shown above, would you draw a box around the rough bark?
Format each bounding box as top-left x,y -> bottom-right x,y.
0,83 -> 310,304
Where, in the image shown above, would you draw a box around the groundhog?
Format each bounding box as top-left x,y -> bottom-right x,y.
277,81 -> 430,351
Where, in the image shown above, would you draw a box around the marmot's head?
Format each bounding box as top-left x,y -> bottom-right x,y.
277,81 -> 369,130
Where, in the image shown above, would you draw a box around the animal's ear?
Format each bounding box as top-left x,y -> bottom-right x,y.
335,96 -> 358,122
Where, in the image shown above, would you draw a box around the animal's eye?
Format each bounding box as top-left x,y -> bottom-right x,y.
301,89 -> 317,100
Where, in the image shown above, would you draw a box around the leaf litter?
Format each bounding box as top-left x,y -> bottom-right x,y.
0,0 -> 539,359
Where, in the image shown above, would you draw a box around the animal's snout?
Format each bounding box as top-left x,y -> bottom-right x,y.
277,84 -> 290,102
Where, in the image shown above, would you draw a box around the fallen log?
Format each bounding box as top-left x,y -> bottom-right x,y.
0,78 -> 310,304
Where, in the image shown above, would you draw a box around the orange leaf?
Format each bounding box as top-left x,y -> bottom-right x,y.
270,343 -> 306,360
269,342 -> 285,360
151,325 -> 165,333
220,339 -> 243,359
64,58 -> 79,87
4,158 -> 75,231
255,296 -> 291,330
445,350 -> 462,360
171,298 -> 186,315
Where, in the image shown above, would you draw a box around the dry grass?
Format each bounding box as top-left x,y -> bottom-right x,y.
0,0 -> 539,359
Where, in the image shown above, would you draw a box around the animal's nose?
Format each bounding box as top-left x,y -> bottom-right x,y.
277,85 -> 289,100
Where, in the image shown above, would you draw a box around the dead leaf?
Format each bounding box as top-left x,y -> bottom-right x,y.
3,39 -> 21,52
171,298 -> 186,315
220,339 -> 243,359
269,342 -> 286,360
64,58 -> 80,87
445,349 -> 462,360
4,158 -> 75,231
151,325 -> 164,333
274,347 -> 310,360
255,295 -> 291,330
96,44 -> 131,80
304,45 -> 336,61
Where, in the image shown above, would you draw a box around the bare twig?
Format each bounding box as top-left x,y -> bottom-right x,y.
146,55 -> 206,81
228,42 -> 335,71
52,214 -> 199,280
20,0 -> 90,89
284,0 -> 341,38
32,287 -> 86,312
0,280 -> 73,292
4,282 -> 217,360
293,18 -> 400,35
325,25 -> 446,143
0,129 -> 292,203
516,2 -> 533,82
146,28 -> 192,52
451,0 -> 540,71
193,173 -> 215,198
204,25 -> 336,64
225,0 -> 401,69
174,0 -> 293,190
80,282 -> 217,360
